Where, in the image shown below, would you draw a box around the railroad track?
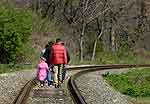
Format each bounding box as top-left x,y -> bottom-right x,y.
67,64 -> 150,104
13,64 -> 150,104
13,78 -> 37,104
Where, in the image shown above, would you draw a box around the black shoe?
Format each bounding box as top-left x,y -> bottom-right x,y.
48,81 -> 54,86
51,81 -> 54,85
54,84 -> 59,88
54,84 -> 57,88
48,83 -> 51,86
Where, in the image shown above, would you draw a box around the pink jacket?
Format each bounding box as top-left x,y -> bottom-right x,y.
36,62 -> 48,81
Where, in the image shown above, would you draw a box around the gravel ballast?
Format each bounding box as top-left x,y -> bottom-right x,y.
0,66 -> 134,104
0,70 -> 35,104
75,69 -> 133,104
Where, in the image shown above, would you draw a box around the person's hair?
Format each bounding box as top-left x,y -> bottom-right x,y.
48,41 -> 54,46
45,44 -> 49,48
56,38 -> 61,43
40,57 -> 46,61
61,42 -> 64,45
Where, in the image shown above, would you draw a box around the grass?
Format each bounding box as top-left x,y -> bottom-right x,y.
103,68 -> 150,104
0,64 -> 34,74
134,97 -> 150,104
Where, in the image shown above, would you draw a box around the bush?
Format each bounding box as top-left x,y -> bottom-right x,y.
0,6 -> 32,64
104,68 -> 150,97
115,41 -> 137,64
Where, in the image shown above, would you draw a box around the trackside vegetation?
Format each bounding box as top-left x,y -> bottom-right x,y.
0,64 -> 34,74
0,6 -> 32,64
73,42 -> 150,65
103,68 -> 150,103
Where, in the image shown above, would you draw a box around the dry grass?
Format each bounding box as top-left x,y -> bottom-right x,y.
132,97 -> 150,104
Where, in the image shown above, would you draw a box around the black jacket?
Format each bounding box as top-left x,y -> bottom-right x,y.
43,47 -> 51,66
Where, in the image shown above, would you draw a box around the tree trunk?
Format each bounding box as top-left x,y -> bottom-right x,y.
111,27 -> 116,52
80,23 -> 85,62
92,20 -> 104,61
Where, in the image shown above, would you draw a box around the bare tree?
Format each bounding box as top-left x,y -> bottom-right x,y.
92,18 -> 104,60
78,0 -> 111,61
33,0 -> 150,62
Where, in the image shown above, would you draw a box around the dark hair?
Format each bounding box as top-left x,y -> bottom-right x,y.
48,41 -> 54,46
61,42 -> 64,45
45,44 -> 49,48
56,38 -> 61,42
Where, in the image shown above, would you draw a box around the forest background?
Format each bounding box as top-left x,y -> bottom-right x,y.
0,1 -> 150,103
0,0 -> 150,65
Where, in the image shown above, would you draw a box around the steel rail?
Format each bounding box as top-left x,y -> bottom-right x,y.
13,64 -> 150,104
67,64 -> 150,104
13,78 -> 37,104
66,64 -> 150,70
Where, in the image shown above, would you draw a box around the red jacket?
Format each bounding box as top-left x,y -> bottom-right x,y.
49,42 -> 67,65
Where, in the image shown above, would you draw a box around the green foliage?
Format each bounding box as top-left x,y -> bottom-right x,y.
0,6 -> 32,64
115,41 -> 136,64
22,42 -> 37,64
134,97 -> 150,104
117,42 -> 132,57
0,64 -> 34,74
104,68 -> 150,97
91,41 -> 145,64
73,39 -> 150,65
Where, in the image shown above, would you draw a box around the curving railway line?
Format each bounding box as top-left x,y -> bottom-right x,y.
13,64 -> 150,104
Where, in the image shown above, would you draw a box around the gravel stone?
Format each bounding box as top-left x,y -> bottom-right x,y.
75,69 -> 133,104
0,70 -> 35,104
27,81 -> 73,104
0,66 -> 133,104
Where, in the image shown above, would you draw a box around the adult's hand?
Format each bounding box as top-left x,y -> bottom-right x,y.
64,64 -> 69,68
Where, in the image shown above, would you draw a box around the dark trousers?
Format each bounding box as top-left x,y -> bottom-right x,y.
62,65 -> 66,81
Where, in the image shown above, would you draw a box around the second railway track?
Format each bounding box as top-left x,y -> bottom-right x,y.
14,64 -> 150,104
67,64 -> 150,104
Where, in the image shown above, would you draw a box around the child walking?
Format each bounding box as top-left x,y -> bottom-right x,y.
36,57 -> 49,87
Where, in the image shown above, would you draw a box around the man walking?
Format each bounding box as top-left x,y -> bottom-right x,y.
49,38 -> 67,88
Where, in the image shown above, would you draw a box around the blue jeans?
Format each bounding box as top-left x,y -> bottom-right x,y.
46,69 -> 51,85
50,70 -> 54,82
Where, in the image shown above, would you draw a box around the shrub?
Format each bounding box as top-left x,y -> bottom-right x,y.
0,6 -> 32,64
104,68 -> 150,97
